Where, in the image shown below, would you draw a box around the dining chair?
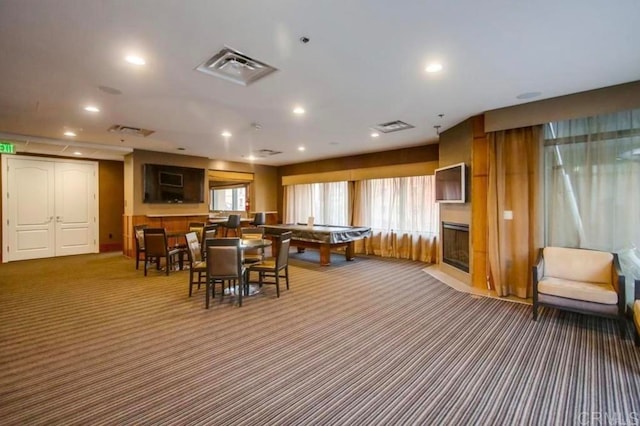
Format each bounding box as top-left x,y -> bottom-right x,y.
143,228 -> 182,276
188,222 -> 206,244
133,224 -> 148,270
241,227 -> 265,264
247,231 -> 291,298
185,231 -> 207,296
205,238 -> 246,308
222,214 -> 241,237
249,212 -> 266,227
201,224 -> 219,256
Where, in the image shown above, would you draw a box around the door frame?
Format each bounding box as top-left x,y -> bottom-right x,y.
2,154 -> 100,263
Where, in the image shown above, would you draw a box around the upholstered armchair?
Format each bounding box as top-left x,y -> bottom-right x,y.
532,247 -> 626,338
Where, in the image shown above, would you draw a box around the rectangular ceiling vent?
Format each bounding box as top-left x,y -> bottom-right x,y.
373,120 -> 415,133
196,46 -> 278,86
244,149 -> 282,159
108,124 -> 155,137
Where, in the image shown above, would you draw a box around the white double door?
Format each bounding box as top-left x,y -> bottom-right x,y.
2,156 -> 98,262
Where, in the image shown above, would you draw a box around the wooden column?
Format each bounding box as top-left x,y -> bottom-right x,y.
470,115 -> 489,290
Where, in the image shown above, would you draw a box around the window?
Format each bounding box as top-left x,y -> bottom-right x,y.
211,186 -> 246,211
544,108 -> 640,302
284,182 -> 348,225
355,176 -> 438,234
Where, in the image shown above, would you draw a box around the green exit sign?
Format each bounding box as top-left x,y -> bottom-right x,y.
0,142 -> 15,154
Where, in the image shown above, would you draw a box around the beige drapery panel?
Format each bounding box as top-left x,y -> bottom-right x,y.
487,126 -> 542,298
352,180 -> 438,263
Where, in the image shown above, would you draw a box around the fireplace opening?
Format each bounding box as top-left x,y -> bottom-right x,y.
442,222 -> 469,272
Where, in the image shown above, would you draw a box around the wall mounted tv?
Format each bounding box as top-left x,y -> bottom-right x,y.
434,162 -> 466,203
143,164 -> 205,204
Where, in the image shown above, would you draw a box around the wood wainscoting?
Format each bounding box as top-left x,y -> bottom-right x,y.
122,214 -> 210,258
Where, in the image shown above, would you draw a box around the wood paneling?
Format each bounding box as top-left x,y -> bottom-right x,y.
99,161 -> 124,252
122,214 -> 209,258
278,145 -> 438,177
471,116 -> 488,290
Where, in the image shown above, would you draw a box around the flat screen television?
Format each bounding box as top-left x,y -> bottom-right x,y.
434,162 -> 466,203
143,164 -> 205,203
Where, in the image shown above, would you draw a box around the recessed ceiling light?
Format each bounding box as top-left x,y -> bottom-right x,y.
370,132 -> 379,138
298,146 -> 306,151
125,55 -> 146,65
247,155 -> 256,161
221,131 -> 232,137
293,106 -> 305,115
84,106 -> 100,113
516,91 -> 542,100
63,131 -> 77,137
425,63 -> 443,73
73,151 -> 83,156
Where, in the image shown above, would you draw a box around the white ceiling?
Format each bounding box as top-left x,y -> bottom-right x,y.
0,0 -> 639,165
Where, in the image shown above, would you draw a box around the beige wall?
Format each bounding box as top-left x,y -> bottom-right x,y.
127,150 -> 210,216
485,80 -> 640,132
208,159 -> 278,213
124,150 -> 279,216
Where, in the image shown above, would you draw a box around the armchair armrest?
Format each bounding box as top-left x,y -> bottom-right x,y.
612,253 -> 625,314
532,248 -> 544,290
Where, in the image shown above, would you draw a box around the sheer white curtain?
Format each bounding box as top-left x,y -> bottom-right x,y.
284,182 -> 348,225
544,108 -> 640,305
353,176 -> 438,262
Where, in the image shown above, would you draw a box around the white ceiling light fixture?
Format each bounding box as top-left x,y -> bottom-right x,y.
84,105 -> 100,113
73,151 -> 83,156
425,63 -> 443,73
125,55 -> 146,65
221,131 -> 232,137
298,146 -> 306,151
370,132 -> 379,138
293,106 -> 305,115
63,131 -> 77,137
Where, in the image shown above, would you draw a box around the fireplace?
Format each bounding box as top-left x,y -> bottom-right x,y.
441,222 -> 469,272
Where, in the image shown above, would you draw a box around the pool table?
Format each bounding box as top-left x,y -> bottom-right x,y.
263,224 -> 372,266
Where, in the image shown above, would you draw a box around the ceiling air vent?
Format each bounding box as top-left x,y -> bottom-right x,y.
243,149 -> 282,159
196,46 -> 278,86
108,124 -> 155,137
373,120 -> 415,133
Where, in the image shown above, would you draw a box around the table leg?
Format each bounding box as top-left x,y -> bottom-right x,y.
345,241 -> 355,261
319,244 -> 331,266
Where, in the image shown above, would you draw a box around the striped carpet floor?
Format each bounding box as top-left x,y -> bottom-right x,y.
1,252 -> 639,425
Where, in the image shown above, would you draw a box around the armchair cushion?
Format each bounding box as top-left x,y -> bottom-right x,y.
542,247 -> 612,285
537,276 -> 618,305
